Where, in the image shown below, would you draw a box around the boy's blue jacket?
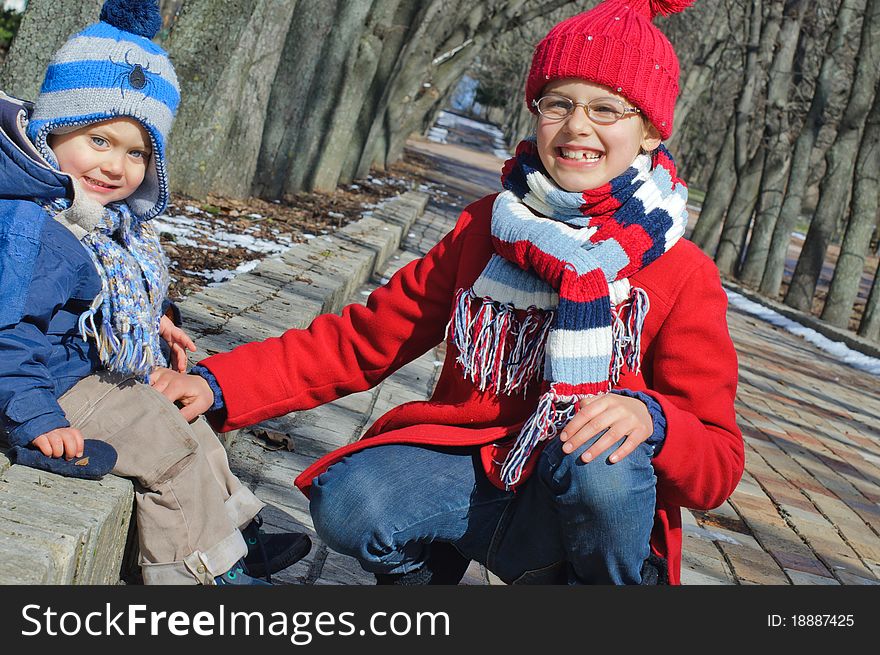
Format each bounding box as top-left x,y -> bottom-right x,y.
0,93 -> 102,446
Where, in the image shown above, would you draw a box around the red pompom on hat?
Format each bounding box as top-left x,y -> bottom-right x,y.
525,0 -> 694,140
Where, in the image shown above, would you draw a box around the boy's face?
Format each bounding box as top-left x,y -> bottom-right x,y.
535,79 -> 661,192
48,117 -> 152,206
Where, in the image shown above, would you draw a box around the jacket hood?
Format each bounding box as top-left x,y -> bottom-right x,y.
0,91 -> 105,238
0,91 -> 71,201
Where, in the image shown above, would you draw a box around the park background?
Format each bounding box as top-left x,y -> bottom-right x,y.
0,0 -> 879,587
1,0 -> 878,339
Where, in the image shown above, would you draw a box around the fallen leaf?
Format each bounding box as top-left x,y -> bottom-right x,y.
252,428 -> 295,452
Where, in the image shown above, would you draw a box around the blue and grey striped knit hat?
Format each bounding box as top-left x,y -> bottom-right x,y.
26,0 -> 179,221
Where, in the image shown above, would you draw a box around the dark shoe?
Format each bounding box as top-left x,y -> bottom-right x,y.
215,558 -> 271,585
242,514 -> 312,581
374,542 -> 470,585
640,553 -> 669,585
375,566 -> 433,585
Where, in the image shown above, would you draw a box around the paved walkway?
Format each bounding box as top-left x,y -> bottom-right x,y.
179,123 -> 880,586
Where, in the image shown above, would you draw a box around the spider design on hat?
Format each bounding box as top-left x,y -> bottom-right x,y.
108,50 -> 153,97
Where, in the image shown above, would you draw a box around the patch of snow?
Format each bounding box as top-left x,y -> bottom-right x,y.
427,126 -> 449,144
726,289 -> 880,377
210,230 -> 288,254
435,110 -> 505,140
205,259 -> 261,287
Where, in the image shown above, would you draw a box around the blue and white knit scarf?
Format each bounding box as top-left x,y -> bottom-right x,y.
46,199 -> 170,381
447,139 -> 689,487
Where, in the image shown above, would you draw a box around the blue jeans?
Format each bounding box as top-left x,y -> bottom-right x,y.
310,433 -> 657,584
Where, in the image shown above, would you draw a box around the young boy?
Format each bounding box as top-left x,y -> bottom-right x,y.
0,0 -> 310,584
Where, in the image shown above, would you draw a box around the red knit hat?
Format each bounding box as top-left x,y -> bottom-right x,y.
525,0 -> 694,140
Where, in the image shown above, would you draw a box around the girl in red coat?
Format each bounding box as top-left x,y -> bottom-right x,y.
154,0 -> 743,585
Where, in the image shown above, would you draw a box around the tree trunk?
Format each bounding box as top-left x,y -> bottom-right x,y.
738,1 -> 807,286
665,4 -> 730,155
822,78 -> 880,328
690,117 -> 736,255
251,2 -> 341,199
372,0 -> 482,170
713,0 -> 783,275
158,0 -> 185,35
339,0 -> 417,184
860,235 -> 880,340
353,0 -> 434,180
760,0 -> 866,298
785,0 -> 880,312
0,0 -> 102,101
276,0 -> 376,193
715,146 -> 766,276
164,0 -> 296,199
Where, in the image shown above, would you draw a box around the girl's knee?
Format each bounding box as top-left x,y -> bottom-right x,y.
538,435 -> 655,507
310,460 -> 393,556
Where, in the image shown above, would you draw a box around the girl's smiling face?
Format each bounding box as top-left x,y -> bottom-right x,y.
535,79 -> 661,192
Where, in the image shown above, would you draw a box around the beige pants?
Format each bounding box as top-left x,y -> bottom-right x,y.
58,372 -> 265,585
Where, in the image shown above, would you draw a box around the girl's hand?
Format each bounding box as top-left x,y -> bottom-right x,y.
150,367 -> 215,422
159,315 -> 197,373
31,427 -> 85,460
559,393 -> 654,464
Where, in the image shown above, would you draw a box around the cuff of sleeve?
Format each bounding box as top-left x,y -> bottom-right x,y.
610,389 -> 667,456
190,364 -> 225,413
5,413 -> 70,448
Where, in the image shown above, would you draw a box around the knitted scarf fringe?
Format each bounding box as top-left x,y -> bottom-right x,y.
446,288 -> 554,397
499,390 -> 580,487
448,284 -> 649,397
78,308 -> 156,378
610,286 -> 650,384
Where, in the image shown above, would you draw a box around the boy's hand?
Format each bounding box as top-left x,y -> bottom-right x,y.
159,315 -> 197,373
559,393 -> 653,464
150,367 -> 214,421
32,427 -> 85,460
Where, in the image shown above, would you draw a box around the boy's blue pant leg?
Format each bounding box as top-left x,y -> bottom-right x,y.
310,435 -> 656,584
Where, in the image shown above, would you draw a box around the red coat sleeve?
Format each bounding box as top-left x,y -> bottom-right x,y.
200,199 -> 481,433
644,259 -> 744,510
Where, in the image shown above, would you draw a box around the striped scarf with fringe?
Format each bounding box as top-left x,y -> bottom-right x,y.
46,199 -> 169,382
447,139 -> 688,487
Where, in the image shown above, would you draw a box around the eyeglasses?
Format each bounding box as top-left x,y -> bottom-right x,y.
532,95 -> 641,124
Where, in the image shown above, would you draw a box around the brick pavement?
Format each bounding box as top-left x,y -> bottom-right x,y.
179,130 -> 880,586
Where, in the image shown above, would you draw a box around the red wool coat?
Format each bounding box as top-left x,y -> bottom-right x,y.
202,194 -> 744,585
